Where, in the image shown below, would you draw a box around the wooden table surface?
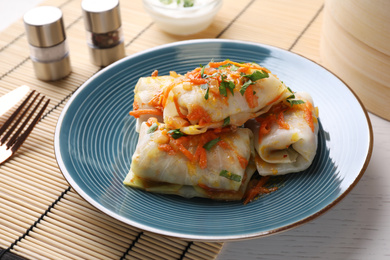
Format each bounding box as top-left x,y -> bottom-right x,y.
1,1 -> 389,259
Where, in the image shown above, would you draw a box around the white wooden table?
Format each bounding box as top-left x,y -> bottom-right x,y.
2,1 -> 389,259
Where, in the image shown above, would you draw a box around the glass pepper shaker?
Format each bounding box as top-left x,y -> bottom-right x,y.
23,6 -> 71,81
81,0 -> 126,67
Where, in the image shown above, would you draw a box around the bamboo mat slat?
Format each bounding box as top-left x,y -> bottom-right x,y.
0,0 -> 326,259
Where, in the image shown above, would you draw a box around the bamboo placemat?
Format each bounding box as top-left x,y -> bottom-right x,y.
0,0 -> 325,259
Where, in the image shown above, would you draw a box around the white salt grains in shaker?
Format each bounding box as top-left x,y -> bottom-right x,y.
24,6 -> 71,81
82,0 -> 126,67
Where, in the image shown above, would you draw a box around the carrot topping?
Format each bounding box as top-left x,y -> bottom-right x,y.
255,102 -> 290,142
237,155 -> 248,169
208,60 -> 270,73
277,111 -> 290,130
146,117 -> 158,127
187,105 -> 212,126
217,140 -> 232,150
129,109 -> 163,118
237,66 -> 250,73
175,142 -> 194,161
151,70 -> 158,77
243,176 -> 278,205
256,115 -> 275,143
190,78 -> 208,85
158,144 -> 175,155
148,90 -> 164,110
304,101 -> 315,132
162,80 -> 182,107
198,147 -> 208,169
185,68 -> 208,85
244,84 -> 258,109
173,94 -> 186,119
157,127 -> 248,171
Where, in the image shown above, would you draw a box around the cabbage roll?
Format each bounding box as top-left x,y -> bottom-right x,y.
246,92 -> 319,176
129,75 -> 176,132
123,118 -> 257,200
163,61 -> 291,135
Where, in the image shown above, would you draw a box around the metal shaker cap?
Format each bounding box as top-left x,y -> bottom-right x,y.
24,6 -> 66,47
82,0 -> 122,33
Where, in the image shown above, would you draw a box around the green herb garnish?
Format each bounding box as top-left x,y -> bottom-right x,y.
243,70 -> 269,81
220,75 -> 235,96
240,80 -> 253,95
147,123 -> 158,134
219,170 -> 242,182
161,0 -> 173,4
200,83 -> 210,100
285,87 -> 305,105
200,64 -> 206,78
203,137 -> 221,151
168,129 -> 185,139
162,0 -> 194,7
183,0 -> 194,7
287,99 -> 305,105
205,73 -> 219,78
222,116 -> 230,127
204,86 -> 210,100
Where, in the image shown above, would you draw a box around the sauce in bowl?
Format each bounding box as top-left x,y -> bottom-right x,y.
143,0 -> 222,35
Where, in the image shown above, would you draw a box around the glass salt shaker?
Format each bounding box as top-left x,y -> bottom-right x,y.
24,6 -> 71,81
81,0 -> 126,67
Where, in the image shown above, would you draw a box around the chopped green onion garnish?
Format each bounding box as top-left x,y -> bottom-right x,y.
204,86 -> 210,100
203,137 -> 221,151
219,170 -> 242,182
183,0 -> 194,7
200,65 -> 206,78
161,0 -> 173,4
287,94 -> 295,100
222,116 -> 230,127
204,73 -> 218,78
168,129 -> 185,139
199,83 -> 210,100
287,99 -> 305,105
147,123 -> 158,134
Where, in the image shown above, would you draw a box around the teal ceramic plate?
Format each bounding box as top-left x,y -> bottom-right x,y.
54,39 -> 372,241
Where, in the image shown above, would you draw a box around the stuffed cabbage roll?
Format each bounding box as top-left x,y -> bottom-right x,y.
246,91 -> 319,176
123,118 -> 257,200
129,75 -> 176,132
129,60 -> 291,135
163,61 -> 291,135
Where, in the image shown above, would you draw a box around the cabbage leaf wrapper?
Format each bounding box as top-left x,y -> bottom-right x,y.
123,121 -> 257,200
130,75 -> 176,132
163,61 -> 291,135
246,92 -> 319,176
128,61 -> 291,135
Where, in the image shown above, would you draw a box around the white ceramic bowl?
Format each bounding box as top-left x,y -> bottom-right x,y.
143,0 -> 222,35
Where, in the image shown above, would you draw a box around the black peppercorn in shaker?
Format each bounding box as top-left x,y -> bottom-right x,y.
81,0 -> 126,67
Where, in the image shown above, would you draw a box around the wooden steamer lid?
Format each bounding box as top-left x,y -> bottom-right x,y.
320,0 -> 390,120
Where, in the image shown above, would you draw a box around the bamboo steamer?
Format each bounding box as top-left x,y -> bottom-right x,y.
320,0 -> 390,120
